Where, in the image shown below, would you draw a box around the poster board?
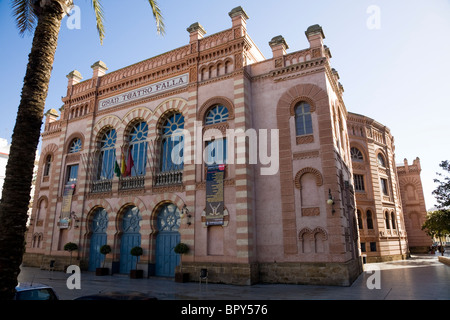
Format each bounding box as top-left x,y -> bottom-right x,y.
59,184 -> 75,229
205,164 -> 225,226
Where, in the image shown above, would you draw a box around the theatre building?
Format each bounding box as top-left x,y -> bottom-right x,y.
23,7 -> 430,286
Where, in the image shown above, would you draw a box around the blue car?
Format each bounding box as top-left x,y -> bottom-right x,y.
15,282 -> 59,300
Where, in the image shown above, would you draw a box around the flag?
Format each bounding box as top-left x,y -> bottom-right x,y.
125,147 -> 134,177
114,160 -> 121,177
120,148 -> 127,176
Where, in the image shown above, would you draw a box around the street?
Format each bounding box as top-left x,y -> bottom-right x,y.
16,253 -> 450,300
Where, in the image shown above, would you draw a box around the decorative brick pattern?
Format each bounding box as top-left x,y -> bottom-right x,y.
276,83 -> 331,255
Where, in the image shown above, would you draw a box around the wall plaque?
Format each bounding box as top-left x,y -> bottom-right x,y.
98,73 -> 189,110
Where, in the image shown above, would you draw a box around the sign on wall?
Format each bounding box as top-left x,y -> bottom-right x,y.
98,73 -> 189,111
205,164 -> 225,226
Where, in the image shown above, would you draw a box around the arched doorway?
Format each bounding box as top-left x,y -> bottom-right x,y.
88,208 -> 108,271
119,206 -> 141,274
155,203 -> 181,277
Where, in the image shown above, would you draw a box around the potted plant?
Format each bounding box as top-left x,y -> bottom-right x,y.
63,242 -> 78,272
96,244 -> 111,276
130,246 -> 143,279
174,242 -> 189,283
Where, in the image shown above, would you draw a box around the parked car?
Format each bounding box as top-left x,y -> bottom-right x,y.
74,291 -> 157,300
15,282 -> 59,300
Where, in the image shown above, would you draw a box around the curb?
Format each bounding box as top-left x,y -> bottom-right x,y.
438,256 -> 450,266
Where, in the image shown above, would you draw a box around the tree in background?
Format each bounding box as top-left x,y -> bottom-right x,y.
0,0 -> 164,299
63,242 -> 78,265
433,160 -> 450,209
422,210 -> 450,256
423,160 -> 450,255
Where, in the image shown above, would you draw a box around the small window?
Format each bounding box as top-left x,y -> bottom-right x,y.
205,139 -> 227,165
366,210 -> 374,229
67,164 -> 79,184
69,138 -> 82,153
350,147 -> 364,162
354,174 -> 365,192
370,242 -> 377,252
381,178 -> 389,196
377,153 -> 386,167
361,242 -> 366,253
294,102 -> 313,136
43,155 -> 52,176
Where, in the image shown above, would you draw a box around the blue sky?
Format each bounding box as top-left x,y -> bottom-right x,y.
0,0 -> 449,208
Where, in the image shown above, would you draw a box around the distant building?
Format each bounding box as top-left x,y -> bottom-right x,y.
24,6 -> 431,285
397,158 -> 433,252
347,114 -> 431,262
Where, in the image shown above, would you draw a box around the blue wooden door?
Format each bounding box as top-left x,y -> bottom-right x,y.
88,208 -> 108,271
155,204 -> 181,277
120,206 -> 141,274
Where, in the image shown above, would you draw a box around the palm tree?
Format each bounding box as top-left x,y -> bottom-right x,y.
0,0 -> 164,300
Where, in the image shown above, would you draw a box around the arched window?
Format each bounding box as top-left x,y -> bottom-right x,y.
225,61 -> 231,74
32,234 -> 37,248
69,138 -> 82,153
216,63 -> 221,77
357,209 -> 363,229
36,199 -> 46,221
406,184 -> 417,201
205,105 -> 229,125
366,210 -> 374,229
160,113 -> 184,172
380,178 -> 389,196
204,105 -> 229,165
294,101 -> 313,136
37,234 -> 42,248
385,212 -> 391,229
97,129 -> 117,180
129,121 -> 148,176
350,147 -> 364,162
391,212 -> 396,229
43,155 -> 51,176
300,172 -> 320,208
377,153 -> 386,167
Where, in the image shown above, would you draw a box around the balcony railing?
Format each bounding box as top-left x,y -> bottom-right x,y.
88,171 -> 183,194
90,179 -> 112,193
119,176 -> 145,191
154,170 -> 183,186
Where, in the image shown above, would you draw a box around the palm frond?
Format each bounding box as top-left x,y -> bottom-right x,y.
11,0 -> 38,36
91,0 -> 105,44
147,0 -> 165,36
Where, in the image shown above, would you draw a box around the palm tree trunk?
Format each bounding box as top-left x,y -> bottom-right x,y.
0,3 -> 64,300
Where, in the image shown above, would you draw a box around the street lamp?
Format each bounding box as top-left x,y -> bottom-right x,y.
327,189 -> 336,214
181,205 -> 192,226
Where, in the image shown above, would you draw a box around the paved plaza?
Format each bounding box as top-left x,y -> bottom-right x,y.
17,253 -> 450,300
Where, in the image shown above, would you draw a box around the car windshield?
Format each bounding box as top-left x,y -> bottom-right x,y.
16,288 -> 58,300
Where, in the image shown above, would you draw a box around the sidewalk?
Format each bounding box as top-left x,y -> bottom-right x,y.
17,254 -> 450,300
